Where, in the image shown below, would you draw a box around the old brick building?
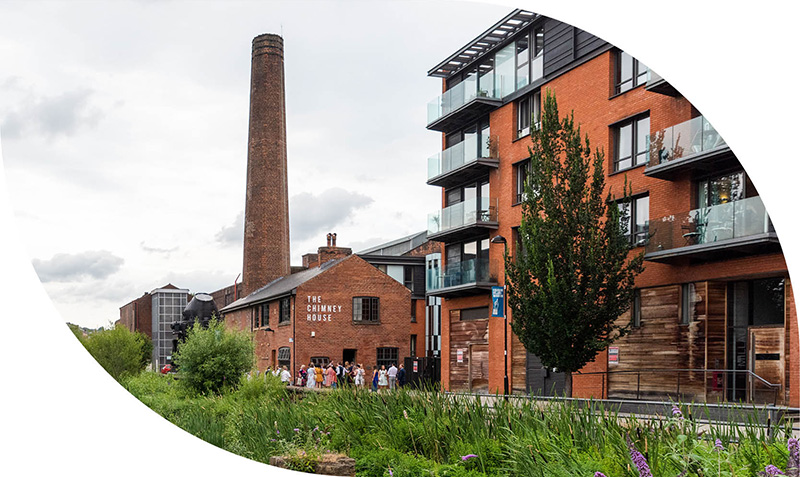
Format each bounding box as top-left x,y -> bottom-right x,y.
424,9 -> 796,405
221,240 -> 418,374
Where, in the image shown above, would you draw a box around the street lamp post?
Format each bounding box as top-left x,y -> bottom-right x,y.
490,235 -> 509,397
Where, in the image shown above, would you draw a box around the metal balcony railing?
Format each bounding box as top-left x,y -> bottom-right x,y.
427,135 -> 499,181
426,74 -> 499,126
427,197 -> 499,236
426,257 -> 491,292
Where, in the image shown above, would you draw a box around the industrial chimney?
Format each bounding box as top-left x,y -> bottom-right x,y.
242,34 -> 291,296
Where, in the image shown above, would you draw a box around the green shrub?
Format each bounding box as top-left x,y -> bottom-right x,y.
82,325 -> 152,381
172,319 -> 254,395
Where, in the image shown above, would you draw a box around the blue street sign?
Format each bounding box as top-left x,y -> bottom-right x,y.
491,286 -> 504,317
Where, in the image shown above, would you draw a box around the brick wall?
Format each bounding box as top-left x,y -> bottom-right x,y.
242,33 -> 291,295
118,293 -> 152,338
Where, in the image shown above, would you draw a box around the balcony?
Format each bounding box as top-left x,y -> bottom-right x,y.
426,75 -> 502,132
427,135 -> 499,188
427,197 -> 499,242
644,196 -> 781,263
644,70 -> 680,97
645,116 -> 737,181
426,257 -> 496,297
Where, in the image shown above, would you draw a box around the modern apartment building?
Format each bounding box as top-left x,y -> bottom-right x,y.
425,9 -> 796,405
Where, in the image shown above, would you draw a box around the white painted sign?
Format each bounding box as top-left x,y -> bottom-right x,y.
305,295 -> 342,322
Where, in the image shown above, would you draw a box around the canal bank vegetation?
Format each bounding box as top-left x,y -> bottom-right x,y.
123,371 -> 796,476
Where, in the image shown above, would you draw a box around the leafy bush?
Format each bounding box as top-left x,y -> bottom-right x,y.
81,325 -> 152,381
172,319 -> 254,395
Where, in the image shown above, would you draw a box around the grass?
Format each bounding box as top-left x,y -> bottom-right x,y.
123,372 -> 797,476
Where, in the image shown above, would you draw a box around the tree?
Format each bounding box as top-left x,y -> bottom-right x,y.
172,318 -> 254,395
81,325 -> 153,381
506,90 -> 644,397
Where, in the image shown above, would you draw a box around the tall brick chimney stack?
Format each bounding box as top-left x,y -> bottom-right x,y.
242,33 -> 291,296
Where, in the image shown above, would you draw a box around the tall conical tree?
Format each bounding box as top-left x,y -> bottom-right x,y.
506,90 -> 644,397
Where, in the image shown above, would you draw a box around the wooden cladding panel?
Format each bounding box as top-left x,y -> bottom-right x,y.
608,283 -> 725,400
511,331 -> 527,394
448,309 -> 489,392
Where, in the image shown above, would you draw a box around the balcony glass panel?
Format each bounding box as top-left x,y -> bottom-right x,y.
427,74 -> 499,125
427,197 -> 499,235
426,257 -> 490,291
427,135 -> 498,180
645,196 -> 773,254
649,116 -> 727,166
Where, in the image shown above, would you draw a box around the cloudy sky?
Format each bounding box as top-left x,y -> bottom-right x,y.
0,0 -> 511,328
2,0 -> 799,334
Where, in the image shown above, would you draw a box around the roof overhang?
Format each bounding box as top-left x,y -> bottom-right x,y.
427,9 -> 539,79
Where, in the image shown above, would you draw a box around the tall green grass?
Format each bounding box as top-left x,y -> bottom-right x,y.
123,373 -> 796,476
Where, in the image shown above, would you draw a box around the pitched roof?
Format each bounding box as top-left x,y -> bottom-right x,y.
220,257 -> 346,313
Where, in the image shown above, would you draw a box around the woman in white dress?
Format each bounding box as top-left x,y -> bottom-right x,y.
306,364 -> 316,389
354,364 -> 365,387
378,365 -> 389,391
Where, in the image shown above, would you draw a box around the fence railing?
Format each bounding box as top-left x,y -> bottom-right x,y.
427,135 -> 499,181
427,197 -> 499,236
649,115 -> 727,167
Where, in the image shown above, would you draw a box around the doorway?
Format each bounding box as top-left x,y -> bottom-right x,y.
343,349 -> 357,365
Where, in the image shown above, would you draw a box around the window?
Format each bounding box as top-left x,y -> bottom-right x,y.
353,297 -> 380,323
613,115 -> 649,171
377,347 -> 398,369
512,227 -> 528,263
411,299 -> 417,323
258,303 -> 269,328
516,34 -> 529,89
680,283 -> 696,325
618,195 -> 649,246
279,297 -> 291,324
460,306 -> 489,321
410,335 -> 417,358
631,289 -> 641,328
515,160 -> 530,203
444,238 -> 490,287
517,91 -> 540,138
277,346 -> 291,367
403,266 -> 414,291
532,26 -> 544,80
697,171 -> 745,207
615,51 -> 648,94
310,356 -> 329,367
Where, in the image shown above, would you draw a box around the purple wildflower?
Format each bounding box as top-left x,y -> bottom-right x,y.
789,438 -> 800,470
714,439 -> 724,452
763,465 -> 785,476
594,473 -> 608,477
294,428 -> 300,432
461,454 -> 478,461
627,436 -> 653,477
671,405 -> 684,420
388,469 -> 393,477
276,430 -> 280,435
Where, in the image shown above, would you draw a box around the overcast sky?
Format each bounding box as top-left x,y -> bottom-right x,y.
0,0 -> 511,328
2,0 -> 799,335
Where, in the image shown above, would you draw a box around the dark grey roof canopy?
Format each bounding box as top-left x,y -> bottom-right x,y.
220,257 -> 346,313
427,9 -> 538,79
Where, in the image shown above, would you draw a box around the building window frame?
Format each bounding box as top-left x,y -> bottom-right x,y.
411,299 -> 417,323
258,303 -> 269,328
612,114 -> 650,172
353,296 -> 380,323
377,347 -> 399,369
617,194 -> 649,247
631,289 -> 642,328
460,306 -> 489,321
277,346 -> 291,367
310,356 -> 329,367
615,50 -> 648,94
514,160 -> 530,204
516,91 -> 541,139
410,334 -> 417,358
680,283 -> 696,325
278,297 -> 291,324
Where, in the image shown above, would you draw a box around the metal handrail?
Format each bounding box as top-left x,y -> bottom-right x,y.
574,368 -> 781,405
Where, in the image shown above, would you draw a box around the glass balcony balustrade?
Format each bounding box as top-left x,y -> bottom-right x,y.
426,74 -> 500,125
426,257 -> 491,292
427,197 -> 499,236
645,196 -> 773,254
427,135 -> 498,181
649,116 -> 727,167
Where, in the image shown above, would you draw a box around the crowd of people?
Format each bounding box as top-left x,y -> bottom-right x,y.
263,362 -> 408,392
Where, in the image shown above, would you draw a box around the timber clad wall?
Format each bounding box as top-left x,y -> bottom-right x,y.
787,280 -> 798,406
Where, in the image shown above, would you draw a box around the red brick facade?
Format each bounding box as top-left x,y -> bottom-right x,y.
432,22 -> 795,402
225,255 -> 415,376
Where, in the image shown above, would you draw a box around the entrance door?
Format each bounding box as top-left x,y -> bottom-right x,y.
748,327 -> 784,403
526,352 -> 565,396
469,344 -> 489,393
343,349 -> 357,365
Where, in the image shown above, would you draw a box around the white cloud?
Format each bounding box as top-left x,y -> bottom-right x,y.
290,188 -> 374,241
32,250 -> 124,283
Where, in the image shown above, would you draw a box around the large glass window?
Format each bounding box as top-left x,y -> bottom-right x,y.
277,346 -> 291,368
495,43 -> 516,97
353,297 -> 380,323
614,115 -> 649,171
516,34 -> 530,90
515,160 -> 530,203
697,171 -> 745,207
615,51 -> 648,94
618,195 -> 649,246
258,303 -> 269,328
517,91 -> 540,139
532,26 -> 544,80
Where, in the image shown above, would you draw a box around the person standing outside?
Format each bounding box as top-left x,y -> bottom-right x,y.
371,366 -> 379,392
396,363 -> 406,388
280,366 -> 291,385
306,363 -> 317,389
387,363 -> 398,390
378,365 -> 389,392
